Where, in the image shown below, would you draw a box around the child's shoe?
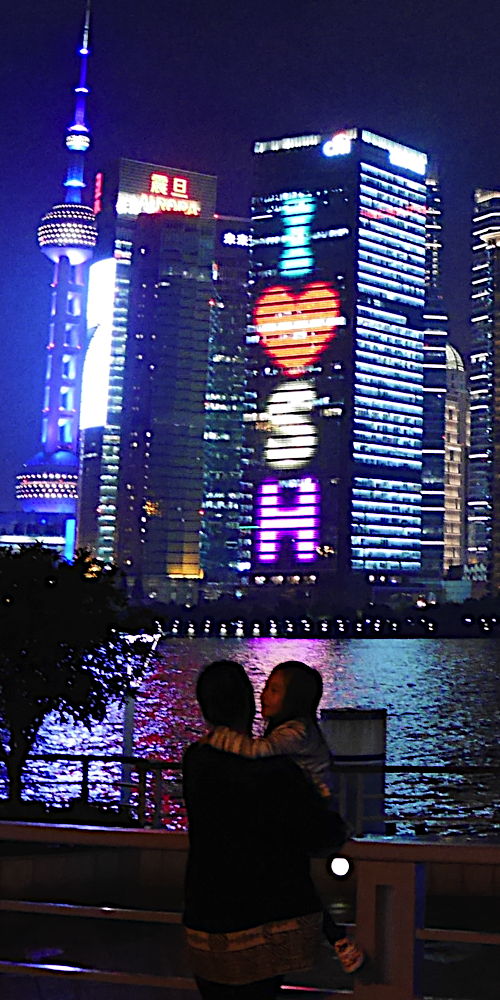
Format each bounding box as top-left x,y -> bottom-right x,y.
334,936 -> 366,973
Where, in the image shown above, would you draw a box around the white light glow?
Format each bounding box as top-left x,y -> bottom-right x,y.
116,191 -> 201,218
80,258 -> 116,430
361,130 -> 427,176
323,132 -> 353,157
222,232 -> 250,246
264,381 -> 318,469
254,134 -> 321,154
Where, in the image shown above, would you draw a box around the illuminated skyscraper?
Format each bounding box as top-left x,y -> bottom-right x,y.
247,129 -> 428,592
200,217 -> 253,593
16,1 -> 97,554
444,345 -> 469,573
468,189 -> 500,593
79,159 -> 216,603
420,167 -> 448,579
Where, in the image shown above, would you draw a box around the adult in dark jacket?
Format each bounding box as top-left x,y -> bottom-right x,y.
183,660 -> 343,999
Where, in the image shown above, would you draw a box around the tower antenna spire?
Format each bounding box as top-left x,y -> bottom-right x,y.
82,0 -> 91,53
64,0 -> 92,203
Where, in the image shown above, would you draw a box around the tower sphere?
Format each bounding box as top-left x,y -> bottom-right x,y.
37,202 -> 97,264
16,449 -> 79,513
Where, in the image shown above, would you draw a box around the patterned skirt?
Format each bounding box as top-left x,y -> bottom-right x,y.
184,911 -> 323,985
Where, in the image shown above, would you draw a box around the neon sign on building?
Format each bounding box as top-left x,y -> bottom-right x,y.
93,172 -> 103,215
253,282 -> 344,377
263,381 -> 318,469
256,478 -> 321,563
221,231 -> 250,246
116,172 -> 202,218
321,129 -> 427,177
250,131 -> 427,575
251,183 -> 346,566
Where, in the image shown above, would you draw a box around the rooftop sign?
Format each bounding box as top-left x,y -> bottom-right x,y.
116,172 -> 202,218
253,128 -> 427,176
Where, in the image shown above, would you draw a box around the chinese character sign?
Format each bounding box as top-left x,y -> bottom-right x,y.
116,171 -> 202,218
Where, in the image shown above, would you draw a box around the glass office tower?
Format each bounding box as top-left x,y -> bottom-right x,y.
78,159 -> 216,603
420,169 -> 448,579
247,129 -> 428,592
468,190 -> 500,594
444,344 -> 469,573
200,217 -> 253,593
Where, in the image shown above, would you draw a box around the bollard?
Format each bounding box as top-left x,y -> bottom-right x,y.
120,694 -> 136,807
320,708 -> 386,834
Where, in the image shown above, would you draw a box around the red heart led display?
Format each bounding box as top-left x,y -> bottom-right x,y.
253,281 -> 342,377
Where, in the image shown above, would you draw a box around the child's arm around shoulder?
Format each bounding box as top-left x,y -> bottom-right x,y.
207,719 -> 307,758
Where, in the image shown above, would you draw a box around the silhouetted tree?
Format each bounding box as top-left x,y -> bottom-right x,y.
0,544 -> 150,803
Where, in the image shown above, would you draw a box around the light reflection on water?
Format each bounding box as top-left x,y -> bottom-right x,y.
135,638 -> 500,767
3,639 -> 500,829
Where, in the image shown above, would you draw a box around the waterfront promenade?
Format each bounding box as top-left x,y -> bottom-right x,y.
0,822 -> 499,999
1,639 -> 499,995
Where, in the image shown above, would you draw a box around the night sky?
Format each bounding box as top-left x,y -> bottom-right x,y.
1,0 -> 499,508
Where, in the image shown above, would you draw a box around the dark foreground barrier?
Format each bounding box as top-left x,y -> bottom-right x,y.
0,823 -> 500,998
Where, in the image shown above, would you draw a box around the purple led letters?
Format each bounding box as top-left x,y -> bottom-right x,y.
256,478 -> 320,563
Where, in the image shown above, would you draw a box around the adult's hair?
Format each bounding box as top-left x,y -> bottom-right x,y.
265,661 -> 323,734
196,659 -> 255,731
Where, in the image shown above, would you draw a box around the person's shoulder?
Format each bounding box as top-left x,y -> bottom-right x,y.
183,741 -> 218,768
275,718 -> 307,736
183,741 -> 203,761
183,741 -> 254,773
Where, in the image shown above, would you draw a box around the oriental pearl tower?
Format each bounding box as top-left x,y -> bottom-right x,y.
16,1 -> 97,538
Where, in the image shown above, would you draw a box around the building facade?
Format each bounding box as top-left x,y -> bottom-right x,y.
246,129 -> 428,594
78,159 -> 216,603
420,168 -> 448,579
468,189 -> 500,593
444,344 -> 469,573
200,218 -> 253,593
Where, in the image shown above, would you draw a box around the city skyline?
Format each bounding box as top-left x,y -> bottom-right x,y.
2,0 -> 500,509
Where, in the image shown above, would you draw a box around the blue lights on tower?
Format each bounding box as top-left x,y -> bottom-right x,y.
64,0 -> 91,200
351,157 -> 427,572
279,193 -> 316,278
16,0 -> 96,526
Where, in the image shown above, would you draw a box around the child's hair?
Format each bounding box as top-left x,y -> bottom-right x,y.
264,660 -> 323,734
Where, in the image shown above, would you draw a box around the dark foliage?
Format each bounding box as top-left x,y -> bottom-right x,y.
0,544 -> 150,801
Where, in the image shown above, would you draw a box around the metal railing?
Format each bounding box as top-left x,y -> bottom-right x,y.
0,752 -> 186,827
2,753 -> 500,836
0,822 -> 499,997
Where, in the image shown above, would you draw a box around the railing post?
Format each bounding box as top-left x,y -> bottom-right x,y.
153,767 -> 163,828
137,764 -> 147,826
338,769 -> 348,823
80,757 -> 89,804
121,695 -> 136,806
352,859 -> 425,1000
356,770 -> 364,835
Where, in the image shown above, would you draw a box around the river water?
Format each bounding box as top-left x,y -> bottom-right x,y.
3,639 -> 500,834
